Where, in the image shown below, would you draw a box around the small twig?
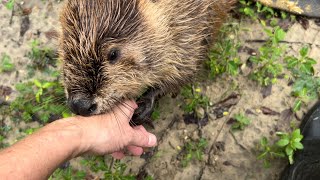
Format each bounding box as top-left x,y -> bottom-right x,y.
211,106 -> 235,150
229,130 -> 248,151
199,107 -> 235,180
9,5 -> 14,25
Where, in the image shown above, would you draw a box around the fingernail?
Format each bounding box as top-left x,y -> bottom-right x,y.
148,134 -> 157,146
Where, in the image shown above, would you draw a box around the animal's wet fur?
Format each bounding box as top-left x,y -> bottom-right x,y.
59,0 -> 235,115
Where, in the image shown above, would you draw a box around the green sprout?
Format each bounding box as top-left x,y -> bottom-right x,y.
258,129 -> 304,167
0,53 -> 15,73
181,138 -> 208,167
276,129 -> 304,164
231,113 -> 251,131
181,85 -> 209,114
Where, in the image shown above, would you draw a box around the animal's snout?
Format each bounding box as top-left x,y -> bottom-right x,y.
68,98 -> 97,116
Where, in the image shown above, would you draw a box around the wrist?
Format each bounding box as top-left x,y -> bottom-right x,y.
44,117 -> 86,158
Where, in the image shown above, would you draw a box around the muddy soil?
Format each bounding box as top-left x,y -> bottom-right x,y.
1,1 -> 320,180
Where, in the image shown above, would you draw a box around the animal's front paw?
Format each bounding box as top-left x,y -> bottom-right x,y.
131,89 -> 161,126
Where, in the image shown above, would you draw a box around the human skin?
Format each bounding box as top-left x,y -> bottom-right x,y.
0,101 -> 157,179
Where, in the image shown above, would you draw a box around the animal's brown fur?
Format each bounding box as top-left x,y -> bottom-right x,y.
59,0 -> 235,114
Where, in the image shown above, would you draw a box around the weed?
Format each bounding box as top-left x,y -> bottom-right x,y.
276,129 -> 304,164
258,129 -> 304,167
81,156 -> 135,179
105,161 -> 135,180
181,85 -> 209,114
238,0 -> 295,21
285,46 -> 320,112
180,138 -> 208,167
231,113 -> 251,131
4,0 -> 15,10
0,53 -> 15,73
27,39 -> 58,77
207,22 -> 241,78
249,26 -> 286,86
285,46 -> 316,76
10,79 -> 71,123
291,74 -> 320,112
238,0 -> 256,18
50,166 -> 87,180
51,156 -> 136,179
257,137 -> 285,168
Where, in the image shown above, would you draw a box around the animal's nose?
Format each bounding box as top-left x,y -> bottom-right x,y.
68,98 -> 97,116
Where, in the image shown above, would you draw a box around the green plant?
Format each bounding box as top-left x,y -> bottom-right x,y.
4,0 -> 15,10
285,46 -> 320,112
50,166 -> 87,180
27,39 -> 58,77
249,26 -> 286,86
238,0 -> 294,21
105,161 -> 135,180
257,137 -> 285,168
291,74 -> 320,112
276,129 -> 304,164
181,85 -> 209,114
231,113 -> 251,131
258,129 -> 304,167
0,53 -> 15,73
10,79 -> 71,123
33,79 -> 56,103
180,138 -> 208,167
81,156 -> 109,173
238,0 -> 256,18
81,156 -> 135,179
285,46 -> 316,76
208,23 -> 241,78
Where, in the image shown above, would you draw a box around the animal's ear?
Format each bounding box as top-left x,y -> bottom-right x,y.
44,29 -> 60,40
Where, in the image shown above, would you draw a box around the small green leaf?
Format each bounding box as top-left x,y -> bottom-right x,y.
285,57 -> 298,68
42,82 -> 55,89
244,7 -> 255,17
275,28 -> 286,41
62,112 -> 72,118
300,46 -> 309,57
285,146 -> 293,156
276,132 -> 287,136
293,142 -> 304,150
257,151 -> 268,160
260,137 -> 268,146
277,139 -> 289,147
292,129 -> 302,139
5,0 -> 15,10
293,100 -> 302,112
34,80 -> 42,88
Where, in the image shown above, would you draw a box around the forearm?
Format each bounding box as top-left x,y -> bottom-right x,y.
0,118 -> 82,179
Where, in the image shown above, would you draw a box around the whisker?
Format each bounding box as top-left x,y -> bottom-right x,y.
112,97 -> 139,127
107,101 -> 124,136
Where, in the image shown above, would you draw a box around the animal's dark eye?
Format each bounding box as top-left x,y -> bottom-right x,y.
108,48 -> 120,64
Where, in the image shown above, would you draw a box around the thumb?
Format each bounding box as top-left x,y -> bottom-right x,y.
130,126 -> 157,147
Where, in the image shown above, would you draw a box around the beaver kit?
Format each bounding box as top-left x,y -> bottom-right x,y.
59,0 -> 235,124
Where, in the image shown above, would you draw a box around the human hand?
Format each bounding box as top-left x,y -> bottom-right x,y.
69,100 -> 157,159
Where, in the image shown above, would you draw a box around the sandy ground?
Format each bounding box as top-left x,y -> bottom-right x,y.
1,0 -> 320,180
